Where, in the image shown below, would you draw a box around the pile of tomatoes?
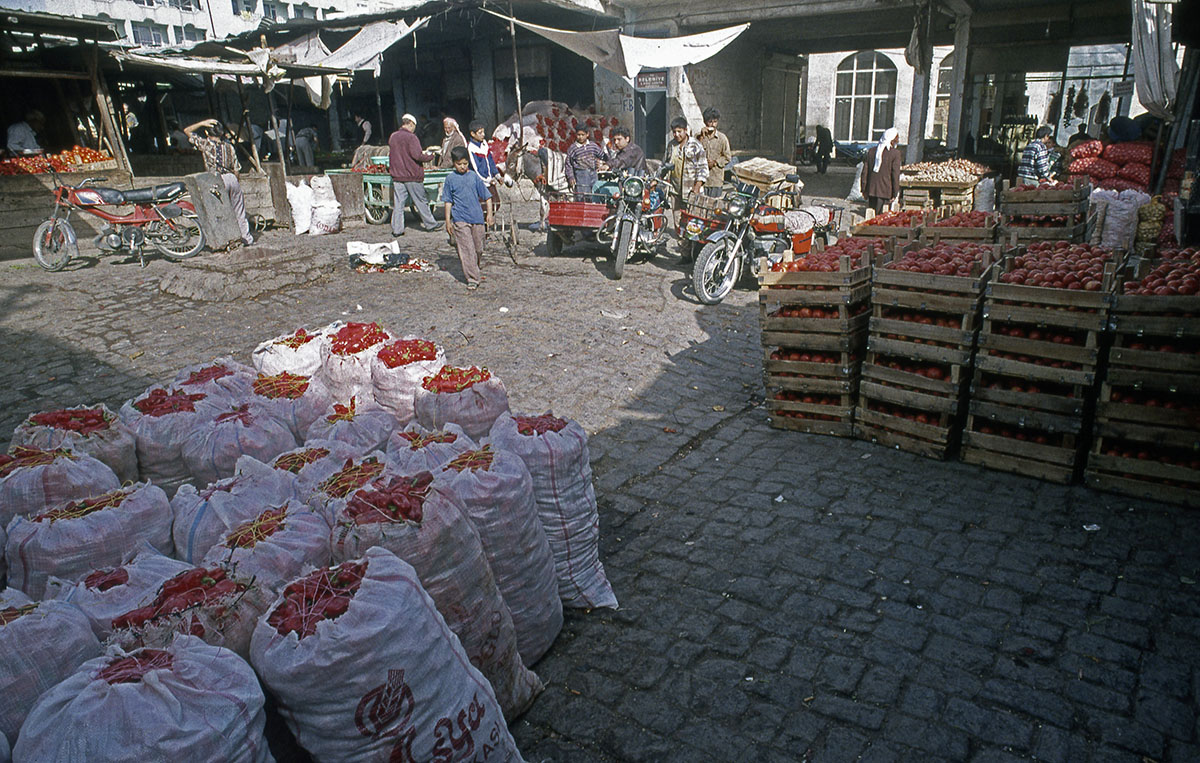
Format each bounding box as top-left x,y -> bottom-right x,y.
930,211 -> 990,228
0,146 -> 112,175
973,422 -> 1063,445
770,238 -> 876,272
515,414 -> 569,436
991,324 -> 1084,346
865,210 -> 925,227
1121,255 -> 1200,296
886,242 -> 991,277
997,241 -> 1113,290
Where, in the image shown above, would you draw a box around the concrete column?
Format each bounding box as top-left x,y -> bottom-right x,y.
906,68 -> 930,163
469,38 -> 496,125
946,13 -> 970,151
328,91 -> 342,151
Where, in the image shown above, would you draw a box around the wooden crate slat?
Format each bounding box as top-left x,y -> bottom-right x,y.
969,399 -> 1084,435
983,301 -> 1108,331
854,423 -> 953,459
976,331 -> 1100,365
766,398 -> 856,417
760,310 -> 870,335
970,377 -> 1087,417
1086,452 -> 1200,485
868,335 -> 974,366
872,287 -> 982,315
862,361 -> 964,397
961,444 -> 1075,483
860,380 -> 961,415
855,407 -> 953,443
766,415 -> 855,437
761,330 -> 865,351
1108,314 -> 1200,338
766,375 -> 858,394
765,356 -> 858,378
1103,366 -> 1200,392
1092,419 -> 1200,449
974,353 -> 1095,386
1083,472 -> 1200,508
961,427 -> 1078,465
998,176 -> 1090,202
760,283 -> 872,306
870,316 -> 977,345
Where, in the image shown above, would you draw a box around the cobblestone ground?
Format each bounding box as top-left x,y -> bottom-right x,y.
1,181 -> 1197,762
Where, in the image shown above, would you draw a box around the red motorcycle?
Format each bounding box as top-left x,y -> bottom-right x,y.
33,171 -> 204,271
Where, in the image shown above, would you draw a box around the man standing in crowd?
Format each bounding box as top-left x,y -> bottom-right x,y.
294,125 -> 318,168
1017,125 -> 1057,187
860,127 -> 901,214
387,113 -> 443,236
663,117 -> 708,210
6,109 -> 46,154
604,126 -> 646,174
565,125 -> 604,197
353,114 -> 372,145
696,107 -> 731,198
438,117 -> 467,169
184,117 -> 254,246
814,124 -> 834,174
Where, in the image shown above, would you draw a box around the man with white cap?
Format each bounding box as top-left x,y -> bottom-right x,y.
860,127 -> 901,214
387,114 -> 443,235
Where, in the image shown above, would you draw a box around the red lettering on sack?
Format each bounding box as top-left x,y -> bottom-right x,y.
431,693 -> 485,762
387,727 -> 417,763
356,669 -> 415,738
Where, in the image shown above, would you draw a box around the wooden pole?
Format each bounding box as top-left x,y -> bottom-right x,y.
285,75 -> 296,162
267,86 -> 288,175
236,75 -> 264,173
508,4 -> 523,128
373,71 -> 385,142
84,41 -> 131,173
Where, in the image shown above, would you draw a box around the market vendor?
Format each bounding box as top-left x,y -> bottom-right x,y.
437,117 -> 467,169
6,110 -> 46,155
1016,125 -> 1056,187
184,117 -> 254,247
697,107 -> 731,198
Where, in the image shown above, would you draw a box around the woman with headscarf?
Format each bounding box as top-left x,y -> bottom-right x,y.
860,127 -> 902,214
437,117 -> 467,169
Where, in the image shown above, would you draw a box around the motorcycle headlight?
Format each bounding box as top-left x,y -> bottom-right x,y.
621,176 -> 645,198
727,196 -> 749,217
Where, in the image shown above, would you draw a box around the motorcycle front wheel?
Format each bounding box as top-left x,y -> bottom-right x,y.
614,221 -> 633,280
32,219 -> 78,271
693,238 -> 741,305
149,214 -> 205,260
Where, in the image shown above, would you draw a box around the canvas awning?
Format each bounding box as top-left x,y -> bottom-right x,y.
319,18 -> 429,76
483,11 -> 749,79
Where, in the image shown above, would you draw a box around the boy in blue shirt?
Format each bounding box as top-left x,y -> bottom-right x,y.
441,145 -> 494,290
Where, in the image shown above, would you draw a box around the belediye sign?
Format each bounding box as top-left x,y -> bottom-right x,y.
635,71 -> 667,90
1112,80 -> 1134,97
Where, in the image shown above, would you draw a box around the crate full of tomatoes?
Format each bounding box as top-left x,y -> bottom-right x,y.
925,209 -> 998,241
850,208 -> 928,238
0,146 -> 115,176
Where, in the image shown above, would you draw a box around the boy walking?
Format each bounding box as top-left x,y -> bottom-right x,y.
442,145 -> 494,290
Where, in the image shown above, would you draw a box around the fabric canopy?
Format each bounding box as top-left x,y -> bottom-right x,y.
274,31 -> 333,108
320,18 -> 428,76
1131,0 -> 1179,121
484,11 -> 748,79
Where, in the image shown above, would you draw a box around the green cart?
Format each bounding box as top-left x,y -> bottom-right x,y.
347,157 -> 451,225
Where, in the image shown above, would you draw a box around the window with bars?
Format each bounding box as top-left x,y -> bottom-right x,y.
833,51 -> 897,143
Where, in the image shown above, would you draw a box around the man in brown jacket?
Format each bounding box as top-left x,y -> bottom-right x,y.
697,106 -> 732,198
388,114 -> 443,236
860,127 -> 901,214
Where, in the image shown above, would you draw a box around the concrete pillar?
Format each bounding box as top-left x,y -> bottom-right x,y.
906,68 -> 930,163
328,92 -> 342,151
469,38 -> 496,125
946,14 -> 970,151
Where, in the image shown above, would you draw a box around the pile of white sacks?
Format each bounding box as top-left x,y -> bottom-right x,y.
0,320 -> 617,762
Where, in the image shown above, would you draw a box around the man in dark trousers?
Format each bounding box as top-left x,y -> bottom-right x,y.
814,124 -> 834,174
860,127 -> 901,214
387,113 -> 443,236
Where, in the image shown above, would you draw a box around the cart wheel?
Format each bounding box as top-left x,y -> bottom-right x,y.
546,229 -> 563,257
364,205 -> 390,225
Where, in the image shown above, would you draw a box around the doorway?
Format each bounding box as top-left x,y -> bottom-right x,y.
761,56 -> 803,158
636,89 -> 667,160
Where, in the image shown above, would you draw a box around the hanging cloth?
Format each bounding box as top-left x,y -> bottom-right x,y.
1131,0 -> 1179,120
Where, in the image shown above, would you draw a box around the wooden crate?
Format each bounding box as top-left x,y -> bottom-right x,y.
850,207 -> 928,238
760,303 -> 870,335
998,176 -> 1091,203
998,211 -> 1095,243
855,379 -> 964,459
971,371 -> 1088,418
765,344 -> 863,395
1085,424 -> 1200,507
961,419 -> 1079,483
923,212 -> 999,241
766,395 -> 856,437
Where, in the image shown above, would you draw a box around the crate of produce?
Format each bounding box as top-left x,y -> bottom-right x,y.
731,157 -> 799,191
961,414 -> 1080,484
766,345 -> 863,394
766,390 -> 856,437
999,210 -> 1094,243
900,187 -> 933,211
924,210 -> 998,241
855,378 -> 963,459
1085,429 -> 1200,507
850,208 -> 927,238
998,176 -> 1090,203
983,242 -> 1117,329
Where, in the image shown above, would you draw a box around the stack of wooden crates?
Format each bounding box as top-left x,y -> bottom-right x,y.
998,177 -> 1093,244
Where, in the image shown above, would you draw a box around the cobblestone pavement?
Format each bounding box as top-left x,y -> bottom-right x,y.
1,195 -> 1197,762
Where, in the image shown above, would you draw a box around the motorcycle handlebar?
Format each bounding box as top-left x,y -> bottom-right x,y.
76,177 -> 107,188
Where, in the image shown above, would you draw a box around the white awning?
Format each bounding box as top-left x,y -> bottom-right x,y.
320,17 -> 428,76
484,11 -> 748,79
112,50 -> 267,76
274,31 -> 333,109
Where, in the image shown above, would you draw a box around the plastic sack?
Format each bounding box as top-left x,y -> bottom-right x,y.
108,565 -> 273,660
0,447 -> 120,530
1069,139 -> 1103,159
171,469 -> 299,564
331,474 -> 542,719
248,371 -> 333,441
413,368 -> 510,441
120,387 -> 225,497
173,357 -> 257,401
370,337 -> 446,425
286,180 -> 314,235
0,598 -> 101,743
305,396 -> 395,455
181,402 -> 298,487
301,452 -> 387,527
310,174 -> 339,207
489,413 -> 618,610
252,327 -> 326,378
1101,190 -> 1150,251
202,500 -> 332,592
45,550 -> 192,639
10,405 -> 137,484
14,636 -> 271,763
847,162 -> 866,203
321,322 -> 392,402
439,446 -> 562,665
973,177 -> 995,212
1088,189 -> 1114,245
1117,162 -> 1151,188
1068,156 -> 1118,180
238,439 -> 365,510
5,483 -> 174,600
386,422 -> 476,473
251,547 -> 525,762
309,204 -> 342,236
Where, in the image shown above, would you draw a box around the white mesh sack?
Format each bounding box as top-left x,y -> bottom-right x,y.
247,371 -> 334,441
250,547 -> 525,763
413,367 -> 510,440
0,598 -> 101,743
108,565 -> 273,660
320,322 -> 392,401
237,439 -> 365,512
0,447 -> 120,530
252,327 -> 326,377
202,500 -> 333,592
303,452 -> 388,527
172,357 -> 257,400
44,550 -> 192,639
370,337 -> 446,425
171,469 -> 299,564
13,636 -> 271,763
439,445 -> 562,666
385,422 -> 476,473
0,521 -> 6,590
119,387 -> 226,497
489,413 -> 618,609
10,405 -> 137,484
181,402 -> 298,487
305,396 -> 395,455
5,483 -> 174,600
331,472 -> 542,719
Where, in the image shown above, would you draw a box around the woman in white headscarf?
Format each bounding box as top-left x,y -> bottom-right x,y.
437,117 -> 467,169
860,127 -> 902,214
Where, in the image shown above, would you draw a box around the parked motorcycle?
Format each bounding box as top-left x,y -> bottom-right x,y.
33,171 -> 204,271
596,167 -> 670,279
691,175 -> 806,305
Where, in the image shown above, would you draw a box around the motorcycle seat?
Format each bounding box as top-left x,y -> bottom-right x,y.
80,187 -> 130,205
120,181 -> 188,204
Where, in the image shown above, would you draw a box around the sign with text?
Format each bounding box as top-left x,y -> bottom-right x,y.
635,70 -> 667,91
1112,80 -> 1134,98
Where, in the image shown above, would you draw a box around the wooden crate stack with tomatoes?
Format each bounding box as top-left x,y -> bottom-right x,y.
849,209 -> 928,239
924,210 -> 998,242
962,241 -> 1119,483
1084,249 -> 1200,506
759,239 -> 879,436
998,177 -> 1094,244
855,240 -> 998,459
